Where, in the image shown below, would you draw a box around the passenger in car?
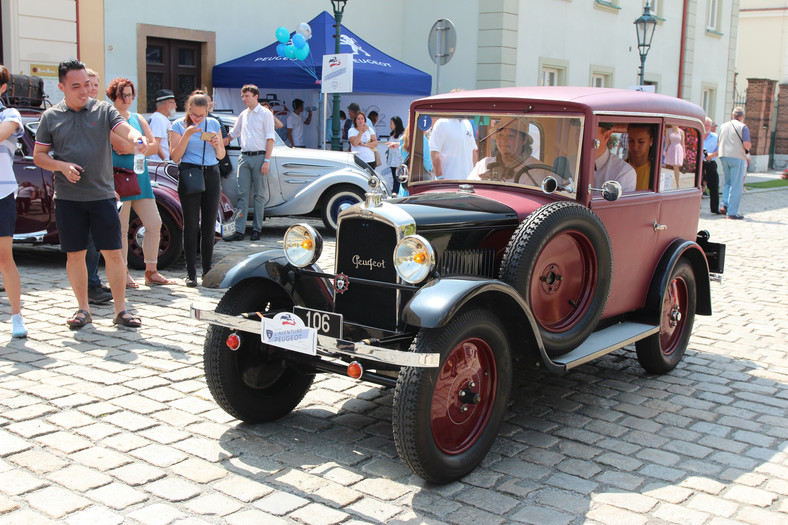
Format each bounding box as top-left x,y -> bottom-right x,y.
593,123 -> 636,193
626,123 -> 655,190
468,119 -> 550,185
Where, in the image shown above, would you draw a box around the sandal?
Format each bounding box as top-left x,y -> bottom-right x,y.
67,309 -> 92,330
144,271 -> 176,286
113,310 -> 142,328
126,278 -> 140,289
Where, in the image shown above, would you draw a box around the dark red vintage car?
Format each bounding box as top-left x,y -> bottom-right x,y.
12,108 -> 233,269
191,87 -> 725,483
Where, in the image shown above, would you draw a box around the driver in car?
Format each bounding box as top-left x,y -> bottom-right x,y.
468,119 -> 553,185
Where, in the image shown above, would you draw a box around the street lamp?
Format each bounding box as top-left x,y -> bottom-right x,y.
634,1 -> 658,86
330,0 -> 348,151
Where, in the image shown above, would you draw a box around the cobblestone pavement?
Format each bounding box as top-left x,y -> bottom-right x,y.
1,187 -> 787,525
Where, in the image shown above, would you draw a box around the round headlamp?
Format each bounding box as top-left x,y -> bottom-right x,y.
284,224 -> 323,268
394,235 -> 435,284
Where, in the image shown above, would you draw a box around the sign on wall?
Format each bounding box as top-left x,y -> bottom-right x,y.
321,54 -> 354,94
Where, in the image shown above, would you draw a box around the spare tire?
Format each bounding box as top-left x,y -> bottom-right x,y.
499,201 -> 612,357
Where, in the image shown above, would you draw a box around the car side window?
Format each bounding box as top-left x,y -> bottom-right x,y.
660,125 -> 699,191
626,123 -> 658,191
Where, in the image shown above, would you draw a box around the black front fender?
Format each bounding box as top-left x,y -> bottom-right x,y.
646,240 -> 712,317
402,277 -> 546,361
208,249 -> 333,311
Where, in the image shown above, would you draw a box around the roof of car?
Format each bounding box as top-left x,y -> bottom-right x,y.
415,87 -> 706,122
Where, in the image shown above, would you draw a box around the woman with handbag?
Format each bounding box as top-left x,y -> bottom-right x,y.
348,111 -> 378,169
169,93 -> 226,287
108,78 -> 175,288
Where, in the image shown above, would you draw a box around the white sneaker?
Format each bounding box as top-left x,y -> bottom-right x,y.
11,314 -> 27,338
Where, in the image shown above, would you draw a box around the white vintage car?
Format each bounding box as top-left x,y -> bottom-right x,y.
167,113 -> 388,232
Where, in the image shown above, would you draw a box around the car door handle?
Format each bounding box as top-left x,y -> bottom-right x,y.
653,220 -> 668,231
24,166 -> 38,170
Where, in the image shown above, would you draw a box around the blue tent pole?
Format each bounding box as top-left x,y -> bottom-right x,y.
330,2 -> 347,151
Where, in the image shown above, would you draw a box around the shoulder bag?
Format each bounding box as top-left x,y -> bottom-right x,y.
114,166 -> 141,198
178,123 -> 207,195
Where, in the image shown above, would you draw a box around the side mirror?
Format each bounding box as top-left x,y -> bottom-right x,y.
541,176 -> 558,194
15,142 -> 24,157
588,180 -> 623,201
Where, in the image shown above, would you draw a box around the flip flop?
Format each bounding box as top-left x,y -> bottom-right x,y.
126,280 -> 140,289
113,310 -> 142,328
67,309 -> 92,330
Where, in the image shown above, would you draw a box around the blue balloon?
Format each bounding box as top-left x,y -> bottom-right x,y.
276,43 -> 286,57
284,45 -> 297,59
292,33 -> 306,49
295,43 -> 309,61
275,27 -> 290,44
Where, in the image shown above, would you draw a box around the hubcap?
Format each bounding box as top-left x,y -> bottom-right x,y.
431,339 -> 496,455
659,277 -> 688,354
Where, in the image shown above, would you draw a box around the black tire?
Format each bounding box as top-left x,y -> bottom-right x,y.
126,207 -> 183,270
204,281 -> 314,423
320,185 -> 365,232
499,201 -> 612,357
636,260 -> 696,374
392,309 -> 512,483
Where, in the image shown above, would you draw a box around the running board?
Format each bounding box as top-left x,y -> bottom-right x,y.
544,322 -> 660,375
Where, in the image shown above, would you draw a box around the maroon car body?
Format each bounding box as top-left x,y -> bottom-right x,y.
193,87 -> 726,484
12,108 -> 233,269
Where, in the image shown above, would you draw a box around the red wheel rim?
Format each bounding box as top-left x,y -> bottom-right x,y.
430,338 -> 497,455
659,276 -> 688,355
529,231 -> 597,331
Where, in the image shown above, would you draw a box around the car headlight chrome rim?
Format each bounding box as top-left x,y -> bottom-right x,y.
394,235 -> 435,284
284,223 -> 323,268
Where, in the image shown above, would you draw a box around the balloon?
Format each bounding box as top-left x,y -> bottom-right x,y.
297,22 -> 312,39
292,33 -> 306,49
284,45 -> 297,59
295,43 -> 309,61
275,26 -> 290,44
276,43 -> 286,57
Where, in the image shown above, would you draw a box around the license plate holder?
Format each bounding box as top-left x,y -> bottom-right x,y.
293,306 -> 343,339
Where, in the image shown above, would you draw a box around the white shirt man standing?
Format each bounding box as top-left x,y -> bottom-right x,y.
429,118 -> 478,179
148,89 -> 176,161
223,84 -> 275,242
287,98 -> 312,148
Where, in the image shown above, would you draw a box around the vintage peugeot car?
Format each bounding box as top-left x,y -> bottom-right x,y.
191,87 -> 725,483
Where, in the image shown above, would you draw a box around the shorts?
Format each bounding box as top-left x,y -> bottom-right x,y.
55,198 -> 122,252
0,193 -> 16,237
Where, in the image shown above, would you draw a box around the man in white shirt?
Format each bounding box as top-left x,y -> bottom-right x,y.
223,84 -> 275,242
148,90 -> 176,162
593,123 -> 636,193
429,118 -> 478,179
287,98 -> 312,148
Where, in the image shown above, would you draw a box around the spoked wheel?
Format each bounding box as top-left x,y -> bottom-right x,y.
392,309 -> 511,483
500,202 -> 612,357
204,282 -> 314,423
636,260 -> 696,374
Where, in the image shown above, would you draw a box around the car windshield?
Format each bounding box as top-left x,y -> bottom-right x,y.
410,112 -> 583,194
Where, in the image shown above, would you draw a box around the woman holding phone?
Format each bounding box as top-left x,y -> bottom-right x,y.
108,78 -> 175,288
169,92 -> 226,287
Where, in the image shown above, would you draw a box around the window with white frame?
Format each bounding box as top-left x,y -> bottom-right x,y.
702,87 -> 716,119
646,0 -> 661,17
591,74 -> 606,88
542,68 -> 559,87
706,0 -> 719,31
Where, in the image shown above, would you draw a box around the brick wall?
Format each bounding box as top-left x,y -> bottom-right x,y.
744,78 -> 776,156
776,84 -> 788,156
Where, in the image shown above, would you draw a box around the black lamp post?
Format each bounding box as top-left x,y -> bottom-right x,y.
330,0 -> 348,151
634,1 -> 658,86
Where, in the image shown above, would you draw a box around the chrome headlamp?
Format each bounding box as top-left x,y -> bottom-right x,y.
393,235 -> 435,284
284,223 -> 323,268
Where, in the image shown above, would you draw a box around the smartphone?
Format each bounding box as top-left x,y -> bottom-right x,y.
200,132 -> 216,141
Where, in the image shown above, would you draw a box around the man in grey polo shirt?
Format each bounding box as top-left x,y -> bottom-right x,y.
33,59 -> 150,329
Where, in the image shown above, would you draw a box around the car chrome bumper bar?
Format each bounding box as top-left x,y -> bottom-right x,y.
190,304 -> 439,368
12,230 -> 47,242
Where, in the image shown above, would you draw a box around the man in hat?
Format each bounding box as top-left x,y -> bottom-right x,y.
593,122 -> 636,193
469,118 -> 550,184
149,89 -> 176,161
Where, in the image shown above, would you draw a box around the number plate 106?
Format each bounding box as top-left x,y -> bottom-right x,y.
293,307 -> 343,339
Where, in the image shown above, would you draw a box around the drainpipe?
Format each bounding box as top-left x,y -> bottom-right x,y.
677,0 -> 689,99
75,0 -> 81,59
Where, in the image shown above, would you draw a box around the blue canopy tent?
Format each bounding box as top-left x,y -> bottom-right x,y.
212,11 -> 431,95
212,11 -> 431,149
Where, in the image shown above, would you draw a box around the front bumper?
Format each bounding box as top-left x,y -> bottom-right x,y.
190,304 -> 440,368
